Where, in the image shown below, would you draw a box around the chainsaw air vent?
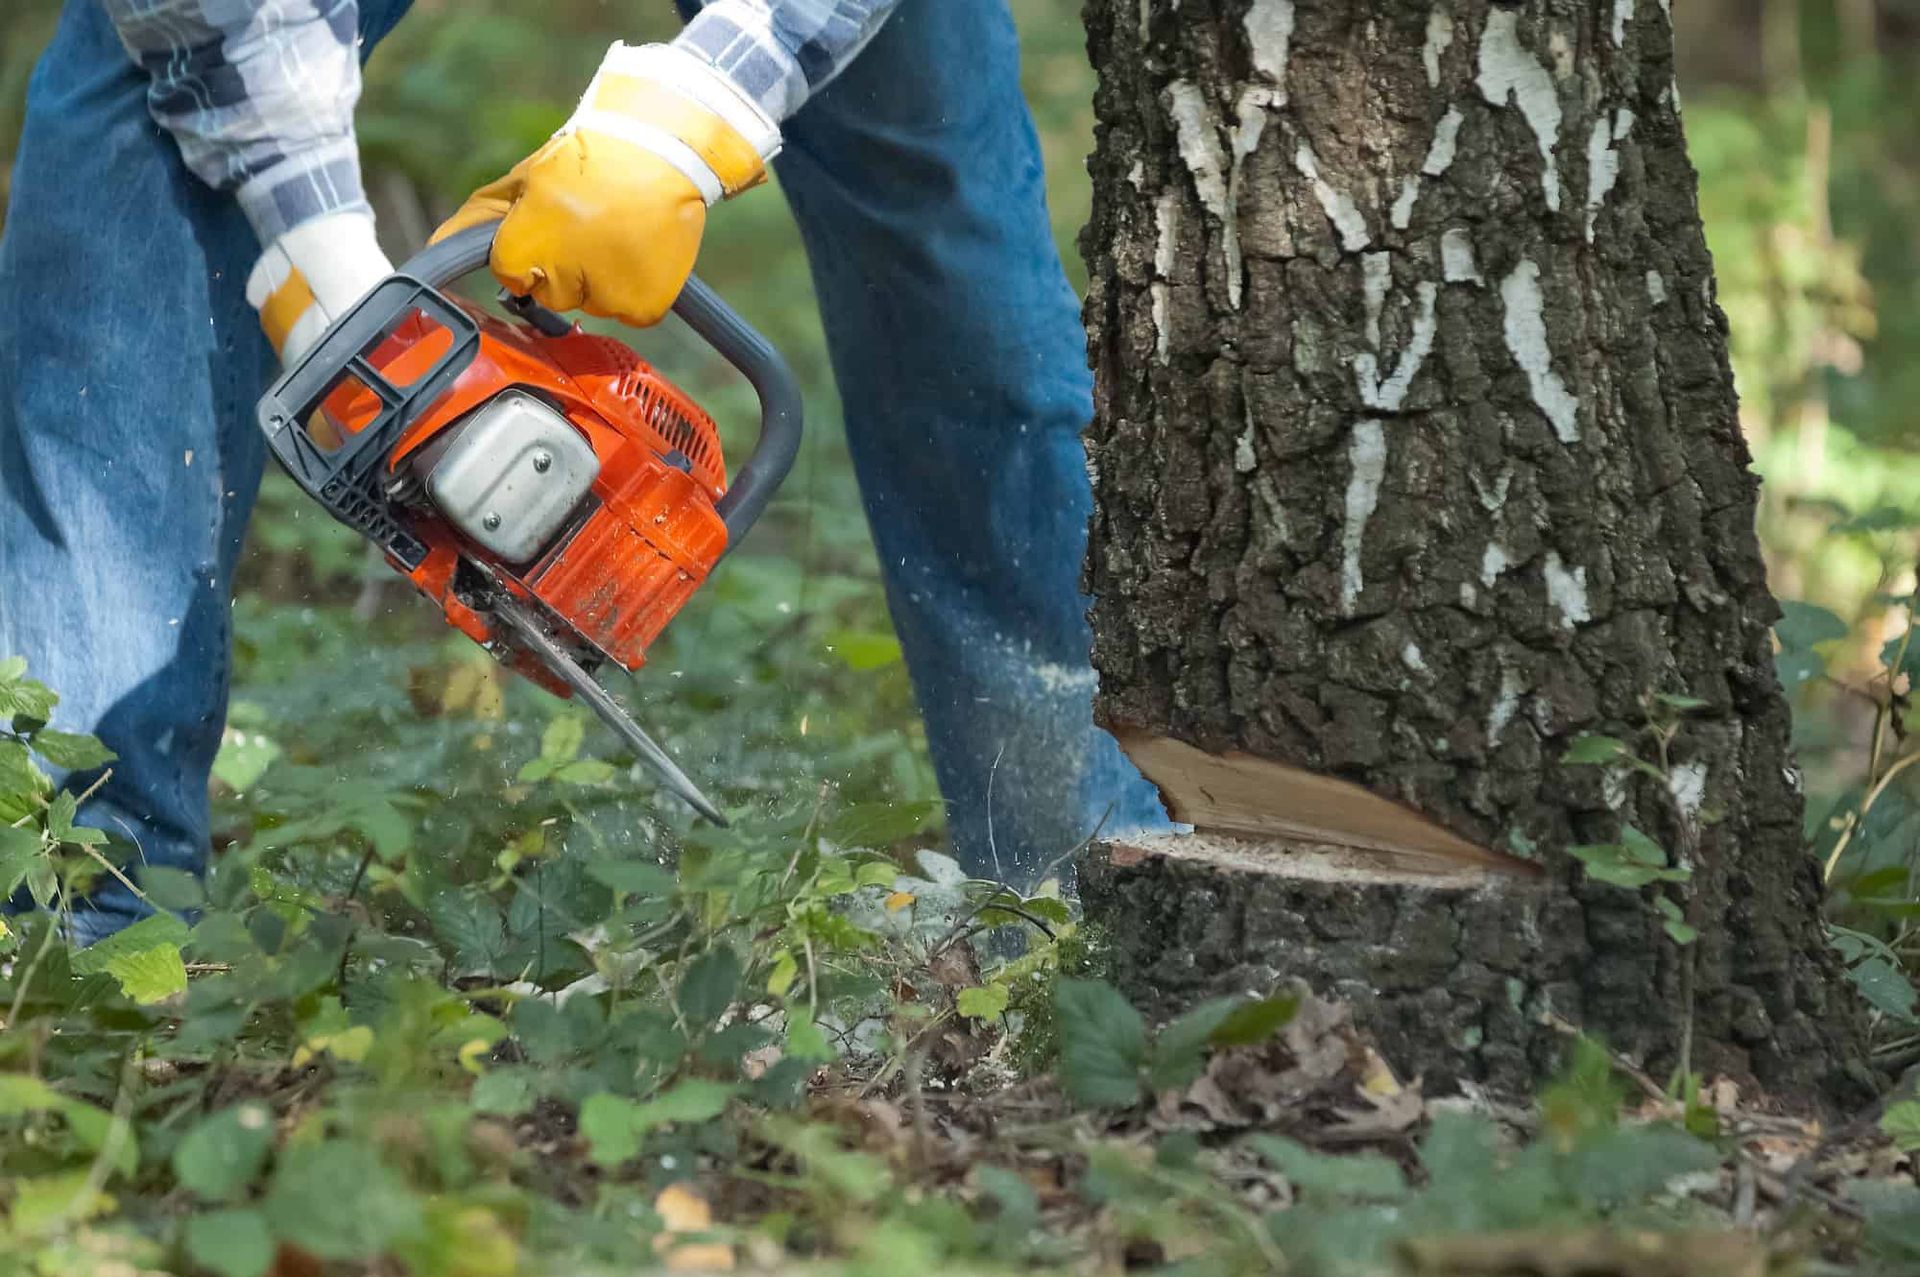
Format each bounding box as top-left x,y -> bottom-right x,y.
552,334 -> 728,495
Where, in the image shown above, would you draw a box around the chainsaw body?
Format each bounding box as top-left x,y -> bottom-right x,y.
256,225 -> 803,820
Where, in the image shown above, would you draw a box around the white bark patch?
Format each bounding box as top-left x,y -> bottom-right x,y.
1602,766 -> 1631,812
1476,9 -> 1564,212
1340,420 -> 1388,612
1362,253 -> 1393,348
1499,260 -> 1581,443
1583,108 -> 1635,242
1402,642 -> 1427,672
1295,142 -> 1370,251
1151,191 -> 1179,363
1168,82 -> 1245,306
1393,108 -> 1465,229
1424,7 -> 1454,87
1244,0 -> 1296,95
1487,662 -> 1524,746
1645,269 -> 1667,305
1542,550 -> 1590,627
1422,107 -> 1465,176
1612,0 -> 1634,46
1441,227 -> 1483,283
1355,281 -> 1438,412
1668,761 -> 1708,828
1225,87 -> 1277,309
1391,179 -> 1421,231
1471,465 -> 1511,513
1127,159 -> 1145,189
1480,541 -> 1511,587
1234,426 -> 1257,473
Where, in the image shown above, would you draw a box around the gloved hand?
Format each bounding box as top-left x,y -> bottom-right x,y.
246,210 -> 394,365
433,43 -> 779,328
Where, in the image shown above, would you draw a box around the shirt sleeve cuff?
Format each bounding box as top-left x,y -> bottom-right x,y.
233,140 -> 374,246
671,1 -> 812,124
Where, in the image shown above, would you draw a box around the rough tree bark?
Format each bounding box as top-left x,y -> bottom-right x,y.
1076,0 -> 1873,1102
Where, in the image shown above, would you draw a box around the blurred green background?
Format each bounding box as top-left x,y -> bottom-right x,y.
5,0 -> 1920,853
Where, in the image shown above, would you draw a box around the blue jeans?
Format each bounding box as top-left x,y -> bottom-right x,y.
0,0 -> 1167,940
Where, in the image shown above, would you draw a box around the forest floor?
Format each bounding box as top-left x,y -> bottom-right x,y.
4,480 -> 1920,1275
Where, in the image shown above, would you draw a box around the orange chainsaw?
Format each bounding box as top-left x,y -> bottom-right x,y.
254,223 -> 802,824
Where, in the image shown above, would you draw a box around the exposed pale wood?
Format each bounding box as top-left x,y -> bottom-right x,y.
1115,730 -> 1540,880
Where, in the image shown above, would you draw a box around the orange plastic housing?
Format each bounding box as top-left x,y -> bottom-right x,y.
321,305 -> 729,683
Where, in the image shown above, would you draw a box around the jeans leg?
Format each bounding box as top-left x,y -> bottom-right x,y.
770,0 -> 1168,887
0,0 -> 410,941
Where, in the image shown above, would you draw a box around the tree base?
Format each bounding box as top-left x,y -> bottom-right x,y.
1079,832 -> 1877,1106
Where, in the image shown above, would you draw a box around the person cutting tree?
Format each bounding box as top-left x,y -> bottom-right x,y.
0,0 -> 1168,940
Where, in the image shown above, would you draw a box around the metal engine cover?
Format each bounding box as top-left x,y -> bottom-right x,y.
423,390 -> 600,564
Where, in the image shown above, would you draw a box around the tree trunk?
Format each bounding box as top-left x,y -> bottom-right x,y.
1077,0 -> 1872,1103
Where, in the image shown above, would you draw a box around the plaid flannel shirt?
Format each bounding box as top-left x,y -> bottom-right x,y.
100,0 -> 900,245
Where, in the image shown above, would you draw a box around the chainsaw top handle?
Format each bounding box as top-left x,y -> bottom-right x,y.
258,221 -> 803,559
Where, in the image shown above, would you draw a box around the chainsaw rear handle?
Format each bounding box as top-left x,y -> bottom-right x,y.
403,223 -> 803,551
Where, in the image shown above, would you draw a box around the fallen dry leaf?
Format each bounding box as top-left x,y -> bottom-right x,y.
654,1183 -> 735,1272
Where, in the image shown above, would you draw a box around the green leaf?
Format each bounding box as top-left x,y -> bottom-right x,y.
553,759 -> 616,785
1149,996 -> 1240,1092
0,738 -> 46,797
212,730 -> 281,793
1054,978 -> 1147,1108
584,857 -> 675,897
540,714 -> 586,765
139,864 -> 207,911
1561,735 -> 1633,767
825,801 -> 941,850
265,1140 -> 423,1260
1851,956 -> 1920,1024
29,728 -> 115,772
185,1209 -> 274,1277
470,1068 -> 537,1117
677,946 -> 743,1028
1208,993 -> 1300,1047
0,670 -> 57,722
1654,896 -> 1699,946
578,1093 -> 641,1167
0,1075 -> 136,1177
70,913 -> 191,977
1568,828 -> 1688,890
106,941 -> 188,1004
785,1014 -> 835,1062
1853,1181 -> 1920,1263
956,985 -> 1009,1020
173,1104 -> 274,1202
0,824 -> 43,898
636,1078 -> 735,1129
349,799 -> 413,861
1776,600 -> 1849,651
1249,1135 -> 1407,1201
823,628 -> 903,672
1562,1125 -> 1720,1205
1883,1101 -> 1920,1152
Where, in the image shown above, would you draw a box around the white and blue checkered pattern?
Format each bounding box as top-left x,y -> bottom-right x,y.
99,0 -> 903,244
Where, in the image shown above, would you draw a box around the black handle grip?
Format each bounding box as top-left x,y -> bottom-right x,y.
401,224 -> 803,550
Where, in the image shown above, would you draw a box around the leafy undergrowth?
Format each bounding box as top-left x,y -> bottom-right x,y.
2,529 -> 1919,1275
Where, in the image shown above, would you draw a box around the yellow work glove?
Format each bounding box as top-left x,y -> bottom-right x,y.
434,43 -> 780,328
246,211 -> 394,364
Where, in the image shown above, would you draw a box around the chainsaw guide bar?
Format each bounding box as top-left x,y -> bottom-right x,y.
256,222 -> 802,824
487,591 -> 728,826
